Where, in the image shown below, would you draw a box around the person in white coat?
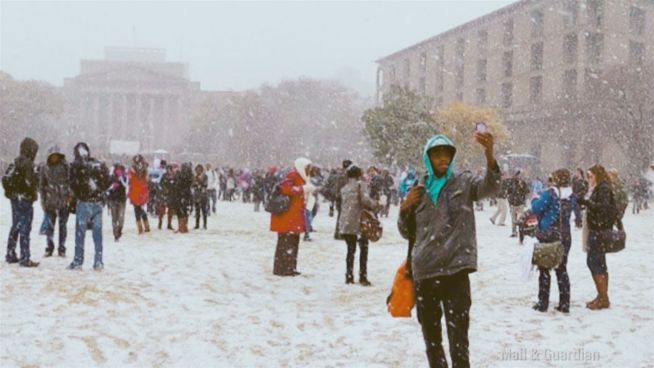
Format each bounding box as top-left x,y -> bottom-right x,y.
205,164 -> 219,215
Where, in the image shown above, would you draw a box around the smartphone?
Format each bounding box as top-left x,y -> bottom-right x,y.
475,122 -> 487,133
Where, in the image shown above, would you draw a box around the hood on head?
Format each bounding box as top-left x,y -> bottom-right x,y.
294,157 -> 312,182
74,142 -> 90,160
47,145 -> 65,164
20,137 -> 39,161
422,134 -> 456,180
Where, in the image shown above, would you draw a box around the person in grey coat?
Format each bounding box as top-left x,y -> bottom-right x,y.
338,165 -> 379,286
398,132 -> 500,368
39,145 -> 71,257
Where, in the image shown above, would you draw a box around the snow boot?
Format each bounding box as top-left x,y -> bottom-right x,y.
359,275 -> 372,287
136,219 -> 144,234
58,247 -> 66,257
588,274 -> 610,310
20,260 -> 40,268
5,252 -> 19,264
143,218 -> 151,233
44,249 -> 54,257
346,273 -> 354,284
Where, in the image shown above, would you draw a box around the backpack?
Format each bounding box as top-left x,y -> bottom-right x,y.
265,182 -> 290,214
2,163 -> 19,199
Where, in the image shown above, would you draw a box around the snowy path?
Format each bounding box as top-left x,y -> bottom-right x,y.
1,198 -> 653,367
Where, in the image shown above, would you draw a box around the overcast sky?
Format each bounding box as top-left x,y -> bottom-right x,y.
1,1 -> 515,95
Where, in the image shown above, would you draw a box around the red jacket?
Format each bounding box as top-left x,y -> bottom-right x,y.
270,170 -> 306,234
128,169 -> 150,206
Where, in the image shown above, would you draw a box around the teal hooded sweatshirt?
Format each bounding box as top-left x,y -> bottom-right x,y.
423,134 -> 457,205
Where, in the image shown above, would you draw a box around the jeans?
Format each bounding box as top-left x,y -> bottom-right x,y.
304,209 -> 314,234
208,189 -> 217,213
6,198 -> 34,264
415,272 -> 471,368
72,201 -> 104,267
45,207 -> 69,253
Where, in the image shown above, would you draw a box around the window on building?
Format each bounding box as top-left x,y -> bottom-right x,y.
419,52 -> 427,73
531,9 -> 545,37
503,19 -> 514,47
630,41 -> 645,66
476,88 -> 486,105
531,42 -> 544,71
404,58 -> 411,79
530,76 -> 543,104
563,33 -> 578,64
501,82 -> 513,108
585,32 -> 603,65
587,0 -> 604,28
563,69 -> 577,99
563,0 -> 578,29
503,51 -> 513,78
478,30 -> 488,53
630,6 -> 646,35
477,59 -> 487,83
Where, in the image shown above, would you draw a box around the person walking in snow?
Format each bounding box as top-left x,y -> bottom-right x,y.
160,163 -> 177,230
572,168 -> 588,227
489,174 -> 509,226
173,163 -> 194,233
270,158 -> 313,277
398,132 -> 500,368
577,165 -> 617,310
192,164 -> 209,230
506,170 -> 530,238
68,142 -> 109,271
530,169 -> 575,313
39,145 -> 71,258
128,154 -> 150,234
107,163 -> 128,242
3,137 -> 40,267
206,163 -> 219,215
339,165 -> 379,286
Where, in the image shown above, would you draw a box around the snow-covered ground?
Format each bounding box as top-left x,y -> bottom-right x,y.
1,197 -> 653,367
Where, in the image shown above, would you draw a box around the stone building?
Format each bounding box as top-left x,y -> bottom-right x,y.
376,0 -> 653,172
62,47 -> 202,154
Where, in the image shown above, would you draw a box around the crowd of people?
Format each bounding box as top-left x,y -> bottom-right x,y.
3,134 -> 653,368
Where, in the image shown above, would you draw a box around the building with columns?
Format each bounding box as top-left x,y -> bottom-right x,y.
62,47 -> 202,154
376,0 -> 653,171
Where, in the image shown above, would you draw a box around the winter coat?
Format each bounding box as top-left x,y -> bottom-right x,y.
107,167 -> 127,203
572,176 -> 589,198
398,136 -> 501,282
39,148 -> 71,211
369,174 -> 384,200
530,187 -> 560,242
69,142 -> 109,203
206,169 -> 219,190
192,172 -> 209,204
128,168 -> 150,206
270,164 -> 309,234
8,138 -> 39,202
578,181 -> 616,231
174,163 -> 194,211
160,172 -> 176,207
338,179 -> 377,236
506,176 -> 529,206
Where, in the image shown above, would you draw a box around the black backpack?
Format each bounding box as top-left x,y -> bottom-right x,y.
264,181 -> 290,214
2,163 -> 19,199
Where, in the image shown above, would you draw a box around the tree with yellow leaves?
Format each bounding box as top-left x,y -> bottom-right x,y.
433,101 -> 510,170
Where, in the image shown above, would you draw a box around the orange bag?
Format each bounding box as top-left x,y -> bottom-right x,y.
386,259 -> 415,318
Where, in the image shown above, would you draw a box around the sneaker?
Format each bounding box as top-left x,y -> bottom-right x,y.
67,263 -> 82,270
93,263 -> 104,271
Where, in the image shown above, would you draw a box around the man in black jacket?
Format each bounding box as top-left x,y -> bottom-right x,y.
506,170 -> 530,237
68,142 -> 109,271
4,137 -> 40,267
39,145 -> 71,257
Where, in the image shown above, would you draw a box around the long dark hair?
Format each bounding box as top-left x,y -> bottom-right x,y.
588,164 -> 609,185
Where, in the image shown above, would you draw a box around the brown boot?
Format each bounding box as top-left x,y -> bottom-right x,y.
143,217 -> 151,232
588,273 -> 610,310
136,219 -> 144,234
179,217 -> 189,233
586,274 -> 601,307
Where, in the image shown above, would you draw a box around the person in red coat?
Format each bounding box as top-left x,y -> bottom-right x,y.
270,157 -> 313,276
128,154 -> 150,234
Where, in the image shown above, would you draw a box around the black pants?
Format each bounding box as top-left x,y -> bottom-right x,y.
273,233 -> 299,276
134,205 -> 147,222
195,200 -> 208,228
415,272 -> 471,368
342,234 -> 368,278
537,233 -> 571,309
45,207 -> 69,253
